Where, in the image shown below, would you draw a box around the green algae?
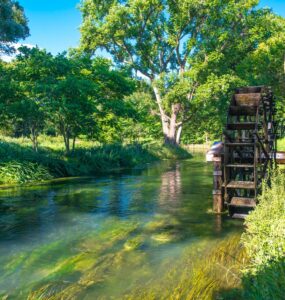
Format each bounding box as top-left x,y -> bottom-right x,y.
0,158 -> 244,299
151,232 -> 179,243
25,234 -> 246,300
124,236 -> 145,250
121,234 -> 247,300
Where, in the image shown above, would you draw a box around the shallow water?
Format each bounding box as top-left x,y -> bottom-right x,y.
0,155 -> 244,299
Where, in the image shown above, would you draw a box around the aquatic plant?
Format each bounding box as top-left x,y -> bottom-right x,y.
124,236 -> 145,251
121,234 -> 247,299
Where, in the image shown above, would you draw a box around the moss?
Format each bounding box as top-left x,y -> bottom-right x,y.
144,214 -> 180,232
124,236 -> 145,251
151,232 -> 180,243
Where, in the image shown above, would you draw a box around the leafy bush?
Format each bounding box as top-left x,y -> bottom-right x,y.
0,137 -> 191,185
239,169 -> 285,299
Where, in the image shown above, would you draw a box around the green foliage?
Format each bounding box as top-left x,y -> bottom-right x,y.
0,0 -> 29,54
79,0 -> 285,144
277,138 -> 285,151
182,74 -> 245,143
232,169 -> 285,300
0,136 -> 190,185
0,161 -> 52,184
243,169 -> 285,266
0,47 -> 137,152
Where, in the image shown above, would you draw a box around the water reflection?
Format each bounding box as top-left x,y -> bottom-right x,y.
159,162 -> 182,207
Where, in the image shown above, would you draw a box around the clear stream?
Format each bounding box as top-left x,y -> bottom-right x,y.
0,155 -> 243,299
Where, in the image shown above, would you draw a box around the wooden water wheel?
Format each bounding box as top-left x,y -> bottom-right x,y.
222,86 -> 277,218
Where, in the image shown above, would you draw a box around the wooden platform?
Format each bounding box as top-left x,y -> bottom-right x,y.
235,93 -> 261,106
230,197 -> 256,207
225,181 -> 255,189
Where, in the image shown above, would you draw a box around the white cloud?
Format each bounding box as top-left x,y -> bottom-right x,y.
0,43 -> 36,62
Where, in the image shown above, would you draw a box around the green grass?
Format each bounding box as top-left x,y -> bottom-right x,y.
277,137 -> 285,151
223,169 -> 285,299
0,161 -> 52,184
0,136 -> 191,185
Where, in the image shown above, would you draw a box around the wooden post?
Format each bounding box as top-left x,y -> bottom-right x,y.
213,156 -> 223,213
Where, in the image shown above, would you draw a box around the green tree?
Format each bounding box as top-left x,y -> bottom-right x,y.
236,14 -> 285,126
0,61 -> 19,131
0,0 -> 29,54
9,47 -> 54,150
80,0 -> 276,145
88,58 -> 136,143
45,54 -> 96,153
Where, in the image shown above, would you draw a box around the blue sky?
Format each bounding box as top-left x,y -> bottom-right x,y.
18,0 -> 285,55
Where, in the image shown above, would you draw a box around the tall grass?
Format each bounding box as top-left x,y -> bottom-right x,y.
0,136 -> 191,185
227,169 -> 285,299
277,137 -> 285,151
0,161 -> 52,184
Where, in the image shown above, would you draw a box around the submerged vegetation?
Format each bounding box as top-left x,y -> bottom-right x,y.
0,213 -> 245,299
0,0 -> 284,299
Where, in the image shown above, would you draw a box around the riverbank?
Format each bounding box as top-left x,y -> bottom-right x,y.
221,168 -> 285,300
0,135 -> 191,185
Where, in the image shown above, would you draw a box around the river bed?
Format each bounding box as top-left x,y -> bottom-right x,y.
0,155 -> 244,299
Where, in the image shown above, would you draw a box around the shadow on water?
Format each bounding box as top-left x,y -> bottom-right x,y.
0,155 -> 244,299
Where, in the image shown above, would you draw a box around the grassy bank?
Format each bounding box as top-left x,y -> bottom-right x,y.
0,136 -> 191,185
224,169 -> 285,299
277,137 -> 285,151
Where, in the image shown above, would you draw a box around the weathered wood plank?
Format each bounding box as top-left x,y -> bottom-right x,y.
236,86 -> 263,94
229,106 -> 257,116
232,213 -> 248,219
225,142 -> 255,147
230,197 -> 256,207
235,93 -> 261,106
226,164 -> 254,168
227,122 -> 256,130
226,181 -> 255,189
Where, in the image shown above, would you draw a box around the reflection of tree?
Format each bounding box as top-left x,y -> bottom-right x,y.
159,162 -> 182,207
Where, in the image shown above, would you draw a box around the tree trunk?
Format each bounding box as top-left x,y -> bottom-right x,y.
30,126 -> 38,152
152,85 -> 170,140
176,125 -> 183,144
60,122 -> 70,154
152,85 -> 183,145
166,103 -> 181,145
72,137 -> 76,152
63,131 -> 70,154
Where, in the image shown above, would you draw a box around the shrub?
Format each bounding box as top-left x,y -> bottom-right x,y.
240,169 -> 285,299
0,136 -> 191,185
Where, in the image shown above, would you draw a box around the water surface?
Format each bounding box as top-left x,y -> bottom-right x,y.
0,155 -> 243,299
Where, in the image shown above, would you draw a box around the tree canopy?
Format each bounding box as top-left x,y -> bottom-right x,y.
0,0 -> 29,54
80,0 -> 285,144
